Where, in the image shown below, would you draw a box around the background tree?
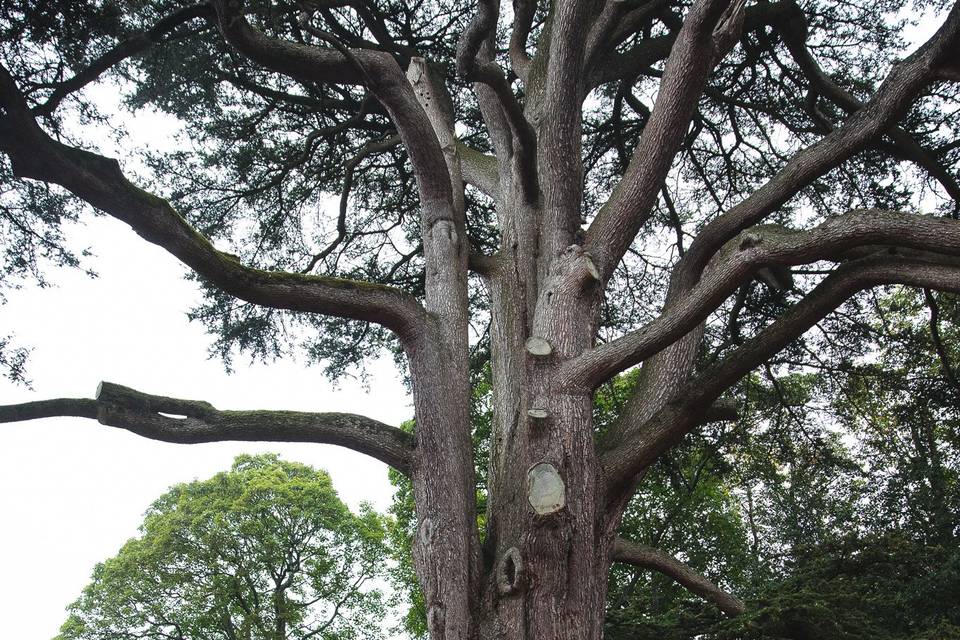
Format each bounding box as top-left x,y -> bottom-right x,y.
57,454 -> 390,640
0,0 -> 959,638
602,285 -> 960,639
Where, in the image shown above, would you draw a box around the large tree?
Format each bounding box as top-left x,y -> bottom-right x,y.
0,0 -> 959,638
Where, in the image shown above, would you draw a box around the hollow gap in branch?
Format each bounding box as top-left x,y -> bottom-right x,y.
497,547 -> 524,595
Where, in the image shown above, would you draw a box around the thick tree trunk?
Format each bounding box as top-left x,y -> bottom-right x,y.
478,394 -> 611,640
467,175 -> 613,638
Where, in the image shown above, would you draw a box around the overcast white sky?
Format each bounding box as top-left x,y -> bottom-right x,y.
0,212 -> 413,638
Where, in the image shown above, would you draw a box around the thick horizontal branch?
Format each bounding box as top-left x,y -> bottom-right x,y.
601,254 -> 960,497
0,398 -> 98,422
0,382 -> 415,474
611,538 -> 746,617
564,210 -> 960,388
212,1 -> 367,85
0,94 -> 427,341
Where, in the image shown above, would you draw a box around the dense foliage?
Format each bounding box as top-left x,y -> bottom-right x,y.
602,286 -> 960,638
1,0 -> 957,375
57,454 -> 390,640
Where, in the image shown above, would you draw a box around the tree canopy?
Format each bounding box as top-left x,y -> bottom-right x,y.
56,454 -> 390,640
1,0 -> 959,637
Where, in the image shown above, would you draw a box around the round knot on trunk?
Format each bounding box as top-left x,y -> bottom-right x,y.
527,462 -> 566,515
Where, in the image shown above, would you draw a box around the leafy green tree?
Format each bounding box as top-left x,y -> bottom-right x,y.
56,454 -> 389,640
603,288 -> 960,638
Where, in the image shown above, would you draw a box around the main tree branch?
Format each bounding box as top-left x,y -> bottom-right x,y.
562,209 -> 960,389
0,382 -> 416,474
585,0 -> 744,281
598,2 -> 960,449
601,254 -> 960,499
215,6 -> 481,635
611,538 -> 746,617
0,64 -> 427,343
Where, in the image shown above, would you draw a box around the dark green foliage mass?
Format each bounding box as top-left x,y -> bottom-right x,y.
724,534 -> 960,640
56,454 -> 390,640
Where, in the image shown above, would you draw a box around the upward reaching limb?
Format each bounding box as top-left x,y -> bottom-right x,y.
585,0 -> 746,281
536,0 -> 599,263
598,1 -> 960,461
674,1 -> 960,288
509,0 -> 536,82
457,0 -> 538,203
771,0 -> 960,205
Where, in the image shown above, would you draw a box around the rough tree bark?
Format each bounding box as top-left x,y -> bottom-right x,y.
2,0 -> 960,638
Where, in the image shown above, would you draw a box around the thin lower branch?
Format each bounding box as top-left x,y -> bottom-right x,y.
33,4 -> 213,117
924,288 -> 960,391
611,538 -> 746,616
302,135 -> 402,274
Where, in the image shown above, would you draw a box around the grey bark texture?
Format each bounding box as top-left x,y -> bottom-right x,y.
2,0 -> 960,638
